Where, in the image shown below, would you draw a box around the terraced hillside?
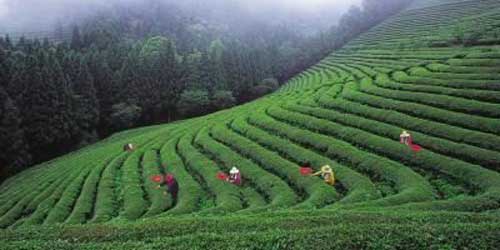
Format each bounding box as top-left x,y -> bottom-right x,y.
2,0 -> 500,249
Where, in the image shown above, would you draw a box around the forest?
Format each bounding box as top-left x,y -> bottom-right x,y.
0,0 -> 411,180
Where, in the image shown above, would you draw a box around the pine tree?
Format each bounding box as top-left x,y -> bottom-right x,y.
22,52 -> 75,162
72,61 -> 100,138
0,86 -> 31,177
0,46 -> 9,88
208,39 -> 227,90
70,25 -> 83,50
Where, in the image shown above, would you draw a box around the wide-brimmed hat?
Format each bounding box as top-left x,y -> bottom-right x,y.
401,130 -> 410,136
321,165 -> 332,172
230,167 -> 240,174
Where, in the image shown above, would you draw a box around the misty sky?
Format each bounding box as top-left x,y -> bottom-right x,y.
0,0 -> 361,33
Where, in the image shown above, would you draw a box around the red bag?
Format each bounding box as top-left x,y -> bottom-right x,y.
411,144 -> 422,153
300,167 -> 313,176
151,175 -> 163,183
217,172 -> 228,181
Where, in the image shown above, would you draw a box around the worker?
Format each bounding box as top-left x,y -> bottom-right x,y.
311,165 -> 335,186
227,166 -> 242,186
123,143 -> 135,152
399,130 -> 412,145
156,174 -> 179,199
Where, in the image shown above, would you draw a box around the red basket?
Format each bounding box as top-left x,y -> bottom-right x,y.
217,172 -> 228,181
300,167 -> 313,176
411,144 -> 423,153
151,175 -> 163,183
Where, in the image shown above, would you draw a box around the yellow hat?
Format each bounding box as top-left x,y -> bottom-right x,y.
321,165 -> 332,172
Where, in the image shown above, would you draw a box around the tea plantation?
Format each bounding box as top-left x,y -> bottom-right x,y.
2,0 -> 500,249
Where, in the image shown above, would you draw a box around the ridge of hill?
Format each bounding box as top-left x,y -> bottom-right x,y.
2,0 -> 500,249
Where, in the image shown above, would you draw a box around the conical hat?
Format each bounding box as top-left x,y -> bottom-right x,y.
230,167 -> 240,174
401,130 -> 410,137
321,165 -> 332,172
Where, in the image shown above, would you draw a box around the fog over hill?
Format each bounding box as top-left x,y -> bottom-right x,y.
0,0 -> 361,35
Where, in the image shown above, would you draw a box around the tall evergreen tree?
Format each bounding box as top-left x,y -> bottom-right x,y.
0,86 -> 30,178
22,53 -> 74,161
208,39 -> 227,90
72,61 -> 100,144
0,47 -> 9,88
71,25 -> 83,50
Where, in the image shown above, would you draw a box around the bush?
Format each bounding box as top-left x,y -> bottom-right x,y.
177,90 -> 210,118
211,90 -> 236,111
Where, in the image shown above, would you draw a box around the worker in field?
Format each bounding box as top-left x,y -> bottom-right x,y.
227,166 -> 242,186
399,130 -> 412,145
123,143 -> 135,152
156,174 -> 179,199
311,165 -> 335,186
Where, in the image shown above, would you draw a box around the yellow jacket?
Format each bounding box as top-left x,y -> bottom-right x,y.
312,166 -> 335,186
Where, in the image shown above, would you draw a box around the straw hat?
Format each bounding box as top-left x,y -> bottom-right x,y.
321,165 -> 332,173
230,167 -> 240,174
401,130 -> 410,137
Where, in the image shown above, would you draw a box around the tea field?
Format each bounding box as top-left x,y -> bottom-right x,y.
2,0 -> 500,249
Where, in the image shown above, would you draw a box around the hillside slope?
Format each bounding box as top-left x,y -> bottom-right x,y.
2,0 -> 500,248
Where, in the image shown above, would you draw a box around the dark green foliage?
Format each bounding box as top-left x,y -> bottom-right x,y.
211,90 -> 236,111
110,103 -> 142,131
72,62 -> 100,145
177,90 -> 210,117
21,53 -> 75,162
0,87 -> 30,178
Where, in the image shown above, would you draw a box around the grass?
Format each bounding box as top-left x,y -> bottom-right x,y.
1,0 -> 500,248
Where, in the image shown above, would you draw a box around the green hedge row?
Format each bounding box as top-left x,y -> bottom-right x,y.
17,174 -> 73,226
330,91 -> 500,152
177,132 -> 243,214
408,66 -> 500,80
210,117 -> 337,209
3,223 -> 500,250
120,150 -> 147,220
346,82 -> 500,135
66,159 -> 112,224
392,70 -> 500,90
230,116 -> 380,205
0,167 -> 57,204
448,58 -> 500,66
5,211 -> 500,250
195,127 -> 268,211
196,125 -> 297,210
92,154 -> 127,223
372,74 -> 500,118
375,72 -> 500,103
309,96 -> 500,169
142,149 -> 172,217
426,63 -> 500,74
159,138 -> 204,215
271,106 -> 500,212
11,169 -> 80,227
0,163 -> 71,218
44,167 -> 93,224
252,106 -> 434,208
